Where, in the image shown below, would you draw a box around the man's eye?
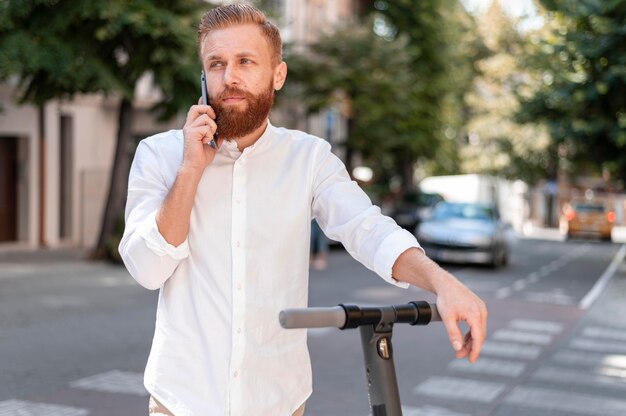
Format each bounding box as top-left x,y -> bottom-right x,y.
241,58 -> 252,64
209,61 -> 223,68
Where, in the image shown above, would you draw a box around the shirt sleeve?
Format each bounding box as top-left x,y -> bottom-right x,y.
310,141 -> 422,288
118,139 -> 189,290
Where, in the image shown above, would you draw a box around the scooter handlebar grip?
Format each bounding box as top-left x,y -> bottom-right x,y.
279,306 -> 347,329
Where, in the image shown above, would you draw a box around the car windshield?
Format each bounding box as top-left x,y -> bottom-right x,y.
433,203 -> 494,221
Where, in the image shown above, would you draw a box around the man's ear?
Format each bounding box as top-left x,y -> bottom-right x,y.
273,61 -> 287,91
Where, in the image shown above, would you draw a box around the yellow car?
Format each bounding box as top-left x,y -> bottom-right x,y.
560,198 -> 615,241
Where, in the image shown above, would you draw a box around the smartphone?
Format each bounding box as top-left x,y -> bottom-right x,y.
201,71 -> 218,149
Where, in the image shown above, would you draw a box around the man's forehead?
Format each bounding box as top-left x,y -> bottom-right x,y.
200,24 -> 270,58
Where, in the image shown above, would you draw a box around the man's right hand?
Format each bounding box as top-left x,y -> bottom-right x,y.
181,100 -> 221,172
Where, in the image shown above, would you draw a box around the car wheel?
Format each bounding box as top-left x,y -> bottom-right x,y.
490,247 -> 505,268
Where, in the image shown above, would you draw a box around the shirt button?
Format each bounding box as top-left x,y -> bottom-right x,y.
236,241 -> 241,248
236,198 -> 241,204
237,284 -> 242,291
237,327 -> 242,334
233,370 -> 239,378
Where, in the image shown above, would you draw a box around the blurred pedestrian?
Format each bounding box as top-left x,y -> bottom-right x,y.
119,4 -> 486,416
310,219 -> 328,271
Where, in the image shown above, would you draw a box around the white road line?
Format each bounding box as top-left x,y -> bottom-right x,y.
448,357 -> 526,377
579,244 -> 626,309
401,405 -> 470,416
509,319 -> 563,334
552,349 -> 621,368
532,366 -> 626,390
413,377 -> 506,403
69,370 -> 147,396
0,400 -> 89,416
480,341 -> 543,360
505,386 -> 626,416
582,326 -> 626,342
569,338 -> 626,354
492,329 -> 553,345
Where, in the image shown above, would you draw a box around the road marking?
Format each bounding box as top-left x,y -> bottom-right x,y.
509,319 -> 563,334
552,349 -> 624,368
448,357 -> 526,377
582,326 -> 626,342
532,366 -> 626,390
494,287 -> 512,299
480,341 -> 543,360
580,243 -> 626,309
0,399 -> 89,416
523,290 -> 575,305
69,370 -> 147,395
413,377 -> 506,403
492,329 -> 553,345
505,386 -> 626,416
495,243 -> 592,300
569,338 -> 626,354
401,405 -> 469,416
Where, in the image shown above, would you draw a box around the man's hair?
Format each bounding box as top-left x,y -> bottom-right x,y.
198,4 -> 283,66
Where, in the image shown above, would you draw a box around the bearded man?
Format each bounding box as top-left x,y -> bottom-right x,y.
119,4 -> 486,416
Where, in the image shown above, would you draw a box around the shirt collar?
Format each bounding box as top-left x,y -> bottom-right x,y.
219,120 -> 275,159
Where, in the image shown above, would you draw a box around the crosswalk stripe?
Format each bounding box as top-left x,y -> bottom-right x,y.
582,326 -> 626,342
448,357 -> 526,378
413,377 -> 506,403
553,350 -> 626,369
481,340 -> 543,360
570,338 -> 626,354
509,319 -> 563,334
532,366 -> 626,390
505,386 -> 626,416
401,405 -> 470,416
69,370 -> 147,396
492,329 -> 553,345
0,399 -> 89,416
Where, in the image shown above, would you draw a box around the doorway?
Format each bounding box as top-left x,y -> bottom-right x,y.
0,137 -> 18,242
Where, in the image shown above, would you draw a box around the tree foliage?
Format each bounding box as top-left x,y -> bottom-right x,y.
462,1 -> 552,184
0,0 -> 208,257
287,1 -> 483,194
286,20 -> 421,192
518,0 -> 626,185
371,0 -> 485,178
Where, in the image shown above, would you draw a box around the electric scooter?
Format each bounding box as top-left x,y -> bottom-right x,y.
280,301 -> 441,416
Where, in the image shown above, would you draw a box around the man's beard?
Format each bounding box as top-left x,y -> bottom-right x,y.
210,82 -> 275,139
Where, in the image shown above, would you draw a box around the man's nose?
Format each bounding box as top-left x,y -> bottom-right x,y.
223,64 -> 241,86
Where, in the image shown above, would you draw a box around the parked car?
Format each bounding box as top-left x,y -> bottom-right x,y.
559,198 -> 615,241
416,202 -> 510,268
391,191 -> 444,231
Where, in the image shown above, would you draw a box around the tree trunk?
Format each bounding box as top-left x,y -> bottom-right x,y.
92,97 -> 133,259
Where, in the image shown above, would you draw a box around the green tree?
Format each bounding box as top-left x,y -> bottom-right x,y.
0,0 -> 208,258
518,0 -> 626,186
370,0 -> 485,179
462,1 -> 552,184
286,20 -> 419,194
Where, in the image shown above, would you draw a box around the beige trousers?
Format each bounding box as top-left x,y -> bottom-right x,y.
149,396 -> 306,416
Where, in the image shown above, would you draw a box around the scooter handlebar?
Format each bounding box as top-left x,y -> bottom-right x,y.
279,302 -> 440,329
279,306 -> 346,329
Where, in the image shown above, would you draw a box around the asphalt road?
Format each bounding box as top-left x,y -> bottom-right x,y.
1,233 -> 626,415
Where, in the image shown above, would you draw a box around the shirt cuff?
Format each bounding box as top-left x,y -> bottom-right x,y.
137,212 -> 190,260
374,228 -> 423,288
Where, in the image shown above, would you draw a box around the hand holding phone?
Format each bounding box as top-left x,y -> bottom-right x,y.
201,71 -> 218,149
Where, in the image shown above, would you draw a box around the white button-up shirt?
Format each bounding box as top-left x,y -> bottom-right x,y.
119,121 -> 419,416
